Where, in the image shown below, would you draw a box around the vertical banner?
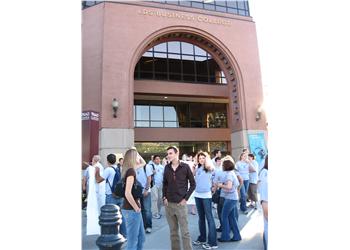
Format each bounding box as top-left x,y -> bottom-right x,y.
247,132 -> 267,165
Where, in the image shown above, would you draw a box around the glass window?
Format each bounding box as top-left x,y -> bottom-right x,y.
179,1 -> 191,7
182,55 -> 194,61
204,3 -> 215,10
215,5 -> 227,12
154,43 -> 167,52
181,42 -> 194,55
194,46 -> 207,56
238,9 -> 247,16
167,0 -> 179,5
154,52 -> 167,58
168,41 -> 180,53
237,1 -> 246,9
136,106 -> 149,120
139,57 -> 153,72
169,59 -> 181,73
134,41 -> 229,85
168,53 -> 181,59
164,121 -> 178,127
151,121 -> 163,127
150,106 -> 163,121
143,51 -> 153,57
136,121 -> 150,127
164,106 -> 177,121
215,1 -> 227,7
227,1 -> 238,8
227,7 -> 239,14
191,1 -> 203,8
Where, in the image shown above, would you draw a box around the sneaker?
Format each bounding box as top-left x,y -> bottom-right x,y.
145,228 -> 152,233
193,240 -> 206,245
216,227 -> 222,232
230,238 -> 241,242
202,243 -> 218,249
241,210 -> 248,215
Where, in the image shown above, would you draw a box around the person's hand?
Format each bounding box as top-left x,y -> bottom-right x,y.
135,207 -> 141,213
95,167 -> 100,174
143,190 -> 149,197
178,199 -> 187,206
163,198 -> 168,206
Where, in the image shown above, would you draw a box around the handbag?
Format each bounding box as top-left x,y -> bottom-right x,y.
114,177 -> 143,199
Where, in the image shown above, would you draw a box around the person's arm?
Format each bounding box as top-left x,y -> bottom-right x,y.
218,180 -> 233,190
162,167 -> 168,206
95,167 -> 105,183
136,152 -> 146,168
248,161 -> 257,173
125,175 -> 141,212
182,165 -> 196,204
261,201 -> 268,221
237,175 -> 243,186
82,176 -> 87,192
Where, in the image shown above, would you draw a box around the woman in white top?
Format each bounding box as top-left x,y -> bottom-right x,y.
258,155 -> 268,250
192,152 -> 217,249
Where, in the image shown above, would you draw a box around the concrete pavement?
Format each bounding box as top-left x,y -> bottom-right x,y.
82,203 -> 264,250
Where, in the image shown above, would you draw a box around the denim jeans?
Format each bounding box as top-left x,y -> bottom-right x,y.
220,199 -> 241,241
217,197 -> 224,229
195,197 -> 217,246
105,194 -> 127,237
121,209 -> 145,250
140,192 -> 152,228
239,180 -> 250,212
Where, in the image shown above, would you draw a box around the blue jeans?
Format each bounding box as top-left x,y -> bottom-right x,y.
141,193 -> 152,228
195,197 -> 217,246
121,209 -> 145,250
240,180 -> 250,212
105,194 -> 127,237
220,199 -> 241,241
263,217 -> 268,250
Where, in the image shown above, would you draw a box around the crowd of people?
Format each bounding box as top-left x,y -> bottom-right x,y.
82,146 -> 268,250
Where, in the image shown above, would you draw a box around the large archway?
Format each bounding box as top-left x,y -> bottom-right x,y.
129,26 -> 247,133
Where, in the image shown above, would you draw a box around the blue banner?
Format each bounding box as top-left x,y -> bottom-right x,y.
247,132 -> 267,166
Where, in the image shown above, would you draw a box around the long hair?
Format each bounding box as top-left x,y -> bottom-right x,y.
196,151 -> 212,173
263,155 -> 268,170
121,148 -> 138,178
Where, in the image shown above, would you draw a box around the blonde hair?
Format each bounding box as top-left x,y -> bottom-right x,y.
222,155 -> 235,164
121,148 -> 138,178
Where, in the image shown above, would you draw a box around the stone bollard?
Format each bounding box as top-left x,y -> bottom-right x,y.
96,204 -> 127,250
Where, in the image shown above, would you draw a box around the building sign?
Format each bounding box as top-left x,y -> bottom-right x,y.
138,9 -> 231,26
247,132 -> 267,165
81,111 -> 100,121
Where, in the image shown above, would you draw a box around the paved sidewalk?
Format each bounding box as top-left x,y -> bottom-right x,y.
82,204 -> 264,250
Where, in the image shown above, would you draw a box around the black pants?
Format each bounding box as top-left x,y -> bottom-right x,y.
217,197 -> 225,228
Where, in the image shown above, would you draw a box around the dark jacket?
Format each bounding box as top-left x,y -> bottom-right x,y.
163,161 -> 196,203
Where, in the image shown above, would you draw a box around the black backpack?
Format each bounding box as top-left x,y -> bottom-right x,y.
144,163 -> 155,188
107,166 -> 121,195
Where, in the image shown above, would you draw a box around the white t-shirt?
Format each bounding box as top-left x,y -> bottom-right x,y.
102,165 -> 119,195
249,160 -> 259,184
258,168 -> 268,202
153,163 -> 165,187
236,161 -> 250,180
136,164 -> 153,192
85,164 -> 105,195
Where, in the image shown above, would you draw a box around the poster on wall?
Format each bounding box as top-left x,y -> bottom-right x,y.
247,132 -> 267,166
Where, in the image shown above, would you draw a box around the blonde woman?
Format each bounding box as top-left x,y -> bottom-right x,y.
121,148 -> 146,250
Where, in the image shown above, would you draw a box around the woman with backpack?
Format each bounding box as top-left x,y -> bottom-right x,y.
121,148 -> 147,250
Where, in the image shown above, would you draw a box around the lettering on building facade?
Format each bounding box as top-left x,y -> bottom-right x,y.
138,9 -> 231,26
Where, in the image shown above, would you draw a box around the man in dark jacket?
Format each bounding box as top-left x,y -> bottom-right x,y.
163,146 -> 196,250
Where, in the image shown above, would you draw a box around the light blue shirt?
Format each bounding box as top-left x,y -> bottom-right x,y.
195,166 -> 213,193
136,164 -> 153,192
220,171 -> 239,200
102,165 -> 118,195
153,163 -> 164,187
212,168 -> 225,184
236,161 -> 250,180
259,168 -> 268,202
249,160 -> 259,184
